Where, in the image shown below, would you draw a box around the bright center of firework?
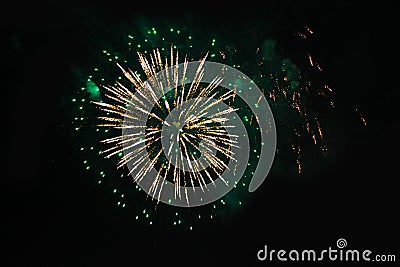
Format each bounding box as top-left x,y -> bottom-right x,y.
160,98 -> 221,173
172,122 -> 181,129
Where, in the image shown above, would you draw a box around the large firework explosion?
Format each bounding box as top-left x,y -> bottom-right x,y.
95,48 -> 242,206
69,22 -> 352,230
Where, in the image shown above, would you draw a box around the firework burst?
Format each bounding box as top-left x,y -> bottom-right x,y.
92,48 -> 240,206
69,23 -> 364,228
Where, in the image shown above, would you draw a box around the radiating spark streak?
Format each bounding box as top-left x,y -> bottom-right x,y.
116,63 -> 143,88
173,162 -> 178,198
149,53 -> 168,108
186,55 -> 207,100
195,155 -> 217,186
200,150 -> 227,177
208,107 -> 238,119
179,58 -> 189,106
179,135 -> 194,172
102,132 -> 158,148
199,76 -> 224,97
183,76 -> 223,121
97,117 -> 124,123
135,149 -> 163,183
137,54 -> 165,105
191,117 -> 229,127
100,133 -> 142,144
199,136 -> 236,160
164,99 -> 170,113
157,163 -> 170,203
190,132 -> 239,151
191,91 -> 231,120
181,135 -> 211,189
189,160 -> 206,191
149,164 -> 164,198
103,83 -> 134,103
198,142 -> 230,171
166,139 -> 175,157
173,49 -> 179,106
185,135 -> 222,168
92,102 -> 142,122
117,62 -> 161,110
117,137 -> 161,167
179,134 -> 206,192
106,135 -> 159,161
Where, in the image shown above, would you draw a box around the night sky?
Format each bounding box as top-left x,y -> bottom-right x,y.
2,1 -> 398,265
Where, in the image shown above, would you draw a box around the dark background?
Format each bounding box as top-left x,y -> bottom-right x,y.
2,0 -> 398,265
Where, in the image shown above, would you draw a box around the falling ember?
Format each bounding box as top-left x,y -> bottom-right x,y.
254,29 -> 338,174
307,52 -> 314,67
294,32 -> 307,39
360,116 -> 367,126
296,158 -> 302,174
304,25 -> 314,34
219,51 -> 226,59
316,120 -> 323,139
312,134 -> 317,144
356,108 -> 367,127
